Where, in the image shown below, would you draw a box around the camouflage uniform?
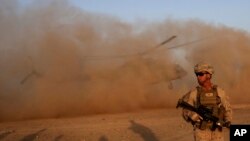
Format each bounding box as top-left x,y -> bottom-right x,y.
180,62 -> 232,141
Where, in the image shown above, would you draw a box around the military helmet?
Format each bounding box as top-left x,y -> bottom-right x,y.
194,62 -> 214,74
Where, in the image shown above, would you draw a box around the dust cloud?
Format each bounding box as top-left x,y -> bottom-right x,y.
0,0 -> 249,122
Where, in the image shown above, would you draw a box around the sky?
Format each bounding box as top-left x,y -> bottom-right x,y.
70,0 -> 250,33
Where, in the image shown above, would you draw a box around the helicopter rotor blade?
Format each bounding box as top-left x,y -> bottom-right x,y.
82,35 -> 177,60
139,35 -> 177,55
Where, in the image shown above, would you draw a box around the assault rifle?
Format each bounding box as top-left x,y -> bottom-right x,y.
176,99 -> 229,128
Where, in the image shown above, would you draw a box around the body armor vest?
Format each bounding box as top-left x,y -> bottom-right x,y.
197,85 -> 220,107
196,85 -> 224,130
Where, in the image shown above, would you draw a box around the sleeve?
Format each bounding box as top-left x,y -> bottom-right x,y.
181,89 -> 202,123
217,87 -> 233,122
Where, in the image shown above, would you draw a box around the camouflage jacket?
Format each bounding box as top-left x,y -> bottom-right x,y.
181,85 -> 232,124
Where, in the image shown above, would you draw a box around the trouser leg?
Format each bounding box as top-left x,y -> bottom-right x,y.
194,128 -> 211,141
211,129 -> 224,141
194,128 -> 224,141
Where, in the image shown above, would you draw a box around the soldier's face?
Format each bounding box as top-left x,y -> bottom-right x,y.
196,72 -> 211,84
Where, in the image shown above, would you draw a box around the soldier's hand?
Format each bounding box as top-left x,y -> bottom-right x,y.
224,121 -> 231,128
190,113 -> 203,123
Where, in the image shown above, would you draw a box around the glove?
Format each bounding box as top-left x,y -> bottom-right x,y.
224,121 -> 231,128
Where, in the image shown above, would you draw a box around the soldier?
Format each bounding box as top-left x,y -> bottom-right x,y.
178,62 -> 232,141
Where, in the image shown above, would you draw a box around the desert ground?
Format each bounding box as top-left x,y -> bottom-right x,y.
0,104 -> 250,141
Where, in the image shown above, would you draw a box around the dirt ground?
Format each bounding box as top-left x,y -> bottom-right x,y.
0,104 -> 250,141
